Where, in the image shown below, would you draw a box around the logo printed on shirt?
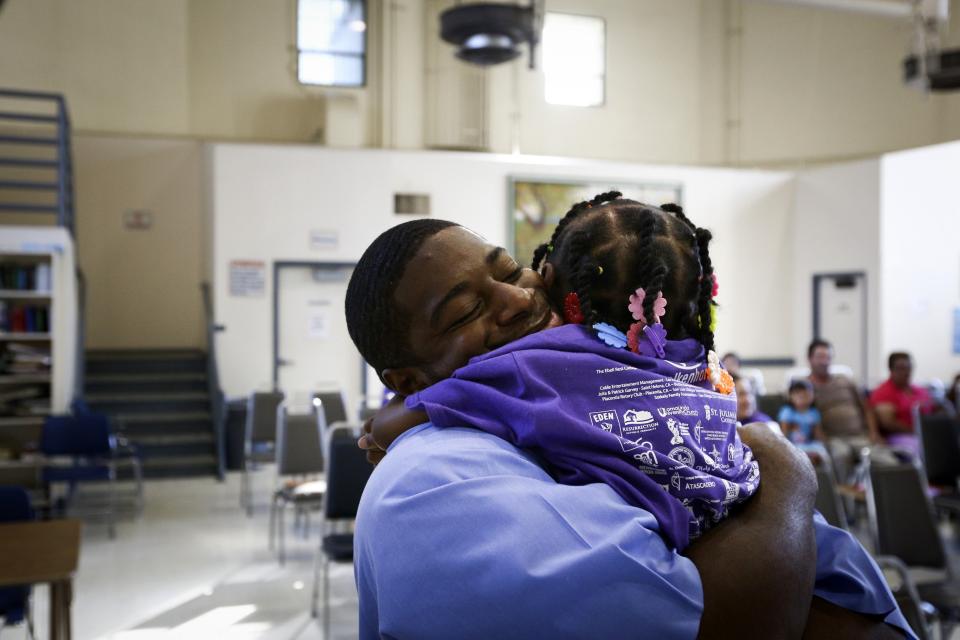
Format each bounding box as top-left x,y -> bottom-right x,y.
704,405 -> 737,424
663,359 -> 703,371
666,417 -> 690,445
693,421 -> 702,443
668,446 -> 696,467
588,410 -> 620,433
622,409 -> 656,427
657,405 -> 700,419
722,479 -> 740,503
632,441 -> 658,467
727,442 -> 741,464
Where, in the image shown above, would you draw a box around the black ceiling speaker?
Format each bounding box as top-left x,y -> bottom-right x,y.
904,48 -> 960,91
440,2 -> 541,68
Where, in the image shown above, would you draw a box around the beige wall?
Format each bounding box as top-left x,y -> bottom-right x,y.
0,0 -> 191,135
1,0 -> 957,163
74,136 -> 205,349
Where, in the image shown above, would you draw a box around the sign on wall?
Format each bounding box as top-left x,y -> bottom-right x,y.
229,260 -> 266,297
509,178 -> 683,267
954,307 -> 960,355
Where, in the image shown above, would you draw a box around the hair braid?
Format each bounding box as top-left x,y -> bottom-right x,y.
564,230 -> 599,324
530,191 -> 623,271
694,227 -> 716,353
641,261 -> 668,326
631,209 -> 660,297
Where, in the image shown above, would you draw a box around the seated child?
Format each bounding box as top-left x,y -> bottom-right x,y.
778,379 -> 829,464
369,192 -> 757,552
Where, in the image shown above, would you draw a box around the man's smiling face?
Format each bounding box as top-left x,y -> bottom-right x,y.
382,226 -> 561,394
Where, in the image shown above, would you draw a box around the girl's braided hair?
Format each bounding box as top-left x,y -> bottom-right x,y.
532,192 -> 716,354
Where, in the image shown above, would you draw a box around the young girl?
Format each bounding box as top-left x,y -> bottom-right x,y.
778,379 -> 829,464
366,192 -> 757,552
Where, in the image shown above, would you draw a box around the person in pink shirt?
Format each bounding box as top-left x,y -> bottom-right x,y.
869,352 -> 933,456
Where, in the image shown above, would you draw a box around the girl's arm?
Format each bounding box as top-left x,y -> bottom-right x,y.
812,422 -> 826,443
369,394 -> 429,450
780,420 -> 798,441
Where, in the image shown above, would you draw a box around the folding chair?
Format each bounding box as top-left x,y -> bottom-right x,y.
40,413 -> 136,538
311,424 -> 373,637
241,391 -> 284,516
916,412 -> 960,515
269,404 -> 326,565
0,486 -> 34,633
865,459 -> 960,636
313,390 -> 348,462
756,393 -> 784,423
814,461 -> 847,530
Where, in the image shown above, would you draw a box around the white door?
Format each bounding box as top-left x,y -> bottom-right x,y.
276,264 -> 361,420
816,274 -> 867,385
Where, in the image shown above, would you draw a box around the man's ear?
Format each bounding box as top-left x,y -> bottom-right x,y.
381,367 -> 431,397
541,261 -> 556,288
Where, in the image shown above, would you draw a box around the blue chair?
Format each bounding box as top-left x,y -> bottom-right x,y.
0,486 -> 35,631
40,413 -> 139,538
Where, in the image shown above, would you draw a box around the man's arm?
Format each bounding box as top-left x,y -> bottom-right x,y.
859,387 -> 883,442
688,423 -> 818,639
873,403 -> 912,434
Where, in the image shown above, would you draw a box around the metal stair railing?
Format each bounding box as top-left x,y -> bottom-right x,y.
201,282 -> 227,481
0,89 -> 75,234
0,88 -> 83,413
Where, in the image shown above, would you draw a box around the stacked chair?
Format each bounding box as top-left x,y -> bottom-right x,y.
241,391 -> 284,516
915,412 -> 960,515
311,423 -> 373,637
269,403 -> 326,565
40,411 -> 143,538
865,458 -> 960,639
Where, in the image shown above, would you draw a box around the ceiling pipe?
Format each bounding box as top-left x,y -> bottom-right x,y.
744,0 -> 914,19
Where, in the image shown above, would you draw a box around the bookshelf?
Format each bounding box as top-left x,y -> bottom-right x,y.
0,227 -> 77,424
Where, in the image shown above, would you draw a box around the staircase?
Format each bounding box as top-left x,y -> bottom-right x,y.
85,349 -> 220,479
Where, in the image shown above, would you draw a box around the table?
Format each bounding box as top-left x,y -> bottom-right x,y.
0,519 -> 81,639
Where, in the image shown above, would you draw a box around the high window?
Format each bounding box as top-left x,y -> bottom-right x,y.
542,12 -> 605,107
297,0 -> 367,87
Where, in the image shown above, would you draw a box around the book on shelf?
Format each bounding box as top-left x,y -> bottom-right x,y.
1,342 -> 52,375
0,263 -> 52,292
0,303 -> 49,333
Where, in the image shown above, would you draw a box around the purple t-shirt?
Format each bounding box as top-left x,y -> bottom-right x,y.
407,324 -> 758,551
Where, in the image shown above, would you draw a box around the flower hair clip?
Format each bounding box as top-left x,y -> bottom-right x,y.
563,292 -> 585,324
627,288 -> 667,324
625,288 -> 668,358
593,322 -> 627,349
698,273 -> 720,299
706,350 -> 735,395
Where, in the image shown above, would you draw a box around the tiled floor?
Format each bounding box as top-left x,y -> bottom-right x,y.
12,469 -> 960,639
25,469 -> 358,640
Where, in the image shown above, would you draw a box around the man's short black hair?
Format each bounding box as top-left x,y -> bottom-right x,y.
888,351 -> 911,370
807,338 -> 832,359
345,219 -> 458,381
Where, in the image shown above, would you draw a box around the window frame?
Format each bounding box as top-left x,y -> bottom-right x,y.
541,11 -> 607,108
295,0 -> 368,89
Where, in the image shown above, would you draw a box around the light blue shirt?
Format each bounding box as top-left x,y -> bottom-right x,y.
355,423 -> 914,639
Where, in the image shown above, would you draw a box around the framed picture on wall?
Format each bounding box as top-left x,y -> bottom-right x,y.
509,178 -> 683,267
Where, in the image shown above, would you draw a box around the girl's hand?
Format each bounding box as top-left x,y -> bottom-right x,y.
358,416 -> 387,466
